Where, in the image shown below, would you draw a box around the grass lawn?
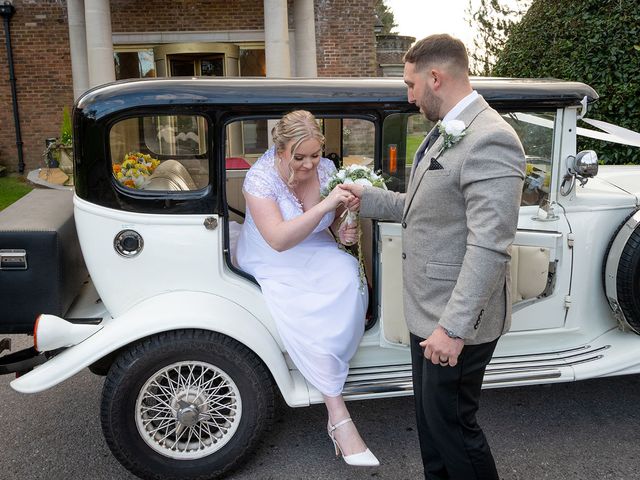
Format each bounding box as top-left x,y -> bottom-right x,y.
406,133 -> 425,165
0,176 -> 33,211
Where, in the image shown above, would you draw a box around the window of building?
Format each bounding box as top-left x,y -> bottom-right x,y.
114,48 -> 156,80
110,115 -> 209,191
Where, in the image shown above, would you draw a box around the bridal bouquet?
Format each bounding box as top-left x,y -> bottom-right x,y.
322,164 -> 387,225
113,152 -> 161,189
322,164 -> 388,289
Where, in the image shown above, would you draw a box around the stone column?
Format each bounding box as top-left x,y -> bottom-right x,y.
85,0 -> 115,87
67,0 -> 90,99
293,0 -> 317,77
263,0 -> 291,77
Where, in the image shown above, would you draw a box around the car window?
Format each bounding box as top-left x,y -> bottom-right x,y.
503,112 -> 555,207
224,116 -> 375,168
381,111 -> 556,207
109,115 -> 209,191
223,116 -> 376,223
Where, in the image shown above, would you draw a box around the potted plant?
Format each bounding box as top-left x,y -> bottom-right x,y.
42,107 -> 74,185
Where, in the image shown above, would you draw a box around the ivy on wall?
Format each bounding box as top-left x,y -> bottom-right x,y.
494,0 -> 640,164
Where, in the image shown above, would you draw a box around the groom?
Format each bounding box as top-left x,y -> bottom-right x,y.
343,34 -> 525,479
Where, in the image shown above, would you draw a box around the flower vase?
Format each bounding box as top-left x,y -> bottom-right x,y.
58,146 -> 74,186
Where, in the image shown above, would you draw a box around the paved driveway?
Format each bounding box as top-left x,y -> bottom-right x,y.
2,334 -> 640,479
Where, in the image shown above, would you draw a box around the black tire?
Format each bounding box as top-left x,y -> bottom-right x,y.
617,226 -> 640,331
100,329 -> 275,480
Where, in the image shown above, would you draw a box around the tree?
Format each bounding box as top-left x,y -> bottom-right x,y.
494,0 -> 640,165
375,0 -> 397,35
466,0 -> 531,76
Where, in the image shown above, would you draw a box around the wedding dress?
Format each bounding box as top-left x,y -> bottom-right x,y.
236,147 -> 367,396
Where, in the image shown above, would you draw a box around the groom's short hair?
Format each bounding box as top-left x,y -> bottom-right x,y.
404,34 -> 469,76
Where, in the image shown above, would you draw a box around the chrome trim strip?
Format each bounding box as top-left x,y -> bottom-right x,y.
342,344 -> 609,398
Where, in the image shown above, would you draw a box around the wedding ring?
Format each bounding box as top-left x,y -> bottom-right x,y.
438,356 -> 449,366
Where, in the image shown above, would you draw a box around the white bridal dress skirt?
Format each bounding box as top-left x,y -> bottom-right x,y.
237,225 -> 367,397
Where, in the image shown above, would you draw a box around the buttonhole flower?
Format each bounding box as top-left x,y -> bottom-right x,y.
437,119 -> 467,152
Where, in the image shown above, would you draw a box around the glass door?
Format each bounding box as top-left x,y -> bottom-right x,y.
168,54 -> 224,77
153,43 -> 239,77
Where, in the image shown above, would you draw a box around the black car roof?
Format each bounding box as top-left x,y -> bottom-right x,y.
76,77 -> 599,119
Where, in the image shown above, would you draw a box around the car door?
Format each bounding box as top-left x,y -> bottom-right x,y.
376,108 -> 572,350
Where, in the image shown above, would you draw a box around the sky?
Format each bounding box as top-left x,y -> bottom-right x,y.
385,0 -> 479,48
385,0 -> 514,51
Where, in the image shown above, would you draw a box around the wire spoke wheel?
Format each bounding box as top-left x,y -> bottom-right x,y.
135,361 -> 242,460
101,331 -> 274,479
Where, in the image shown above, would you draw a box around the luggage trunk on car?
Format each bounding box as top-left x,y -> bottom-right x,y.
0,189 -> 87,333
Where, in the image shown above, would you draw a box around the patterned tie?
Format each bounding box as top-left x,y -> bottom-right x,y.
426,129 -> 441,151
416,129 -> 441,168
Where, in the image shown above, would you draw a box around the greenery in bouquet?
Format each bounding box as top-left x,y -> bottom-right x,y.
321,164 -> 387,197
322,164 -> 388,290
113,152 -> 160,189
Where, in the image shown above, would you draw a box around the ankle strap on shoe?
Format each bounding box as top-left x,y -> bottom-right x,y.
328,417 -> 353,433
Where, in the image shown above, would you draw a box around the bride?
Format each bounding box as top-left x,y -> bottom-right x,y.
236,110 -> 379,467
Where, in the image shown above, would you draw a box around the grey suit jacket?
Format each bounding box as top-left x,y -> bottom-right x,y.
361,95 -> 526,344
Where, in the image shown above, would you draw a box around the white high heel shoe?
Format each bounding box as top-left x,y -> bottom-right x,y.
327,418 -> 380,467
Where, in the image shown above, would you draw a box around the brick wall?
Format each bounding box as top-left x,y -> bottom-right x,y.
315,0 -> 377,77
110,0 -> 272,32
0,1 -> 73,174
0,0 -> 376,173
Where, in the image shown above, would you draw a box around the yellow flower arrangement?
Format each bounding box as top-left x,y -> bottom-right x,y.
113,152 -> 161,189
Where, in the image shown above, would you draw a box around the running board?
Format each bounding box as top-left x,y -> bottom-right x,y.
342,344 -> 609,400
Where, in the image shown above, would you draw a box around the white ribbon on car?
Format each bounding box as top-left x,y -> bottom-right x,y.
511,113 -> 640,148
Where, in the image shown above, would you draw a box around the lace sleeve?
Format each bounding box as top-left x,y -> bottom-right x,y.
318,158 -> 338,192
242,164 -> 278,201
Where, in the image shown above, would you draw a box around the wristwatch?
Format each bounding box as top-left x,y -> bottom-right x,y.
442,327 -> 462,339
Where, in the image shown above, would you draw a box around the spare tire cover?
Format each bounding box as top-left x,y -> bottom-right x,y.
604,209 -> 640,333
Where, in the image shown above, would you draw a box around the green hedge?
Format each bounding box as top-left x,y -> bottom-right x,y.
494,0 -> 640,164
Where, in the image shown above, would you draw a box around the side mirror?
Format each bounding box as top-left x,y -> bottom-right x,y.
569,150 -> 598,178
561,150 -> 598,196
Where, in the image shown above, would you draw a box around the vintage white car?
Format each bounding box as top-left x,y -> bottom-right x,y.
0,77 -> 639,480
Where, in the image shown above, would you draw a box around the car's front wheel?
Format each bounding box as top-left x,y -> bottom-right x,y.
100,330 -> 275,480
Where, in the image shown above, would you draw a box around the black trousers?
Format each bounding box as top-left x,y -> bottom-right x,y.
410,333 -> 499,480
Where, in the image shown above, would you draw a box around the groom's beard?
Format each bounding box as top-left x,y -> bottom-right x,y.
421,86 -> 442,123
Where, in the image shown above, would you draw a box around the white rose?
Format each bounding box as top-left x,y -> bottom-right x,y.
351,165 -> 368,171
354,178 -> 373,187
337,170 -> 346,180
343,177 -> 354,184
443,119 -> 466,137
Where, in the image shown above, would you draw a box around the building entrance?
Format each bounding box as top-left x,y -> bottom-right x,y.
153,43 -> 240,77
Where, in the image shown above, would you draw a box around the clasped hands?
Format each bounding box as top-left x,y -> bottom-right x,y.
325,184 -> 363,246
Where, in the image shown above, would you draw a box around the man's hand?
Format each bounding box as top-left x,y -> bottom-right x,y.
420,327 -> 464,367
339,183 -> 364,211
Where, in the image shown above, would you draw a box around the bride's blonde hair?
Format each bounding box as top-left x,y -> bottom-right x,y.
272,110 -> 325,186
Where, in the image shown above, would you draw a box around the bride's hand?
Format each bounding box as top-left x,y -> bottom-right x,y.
322,185 -> 354,212
338,221 -> 358,246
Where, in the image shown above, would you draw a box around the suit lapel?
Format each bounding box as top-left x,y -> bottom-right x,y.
402,96 -> 491,219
